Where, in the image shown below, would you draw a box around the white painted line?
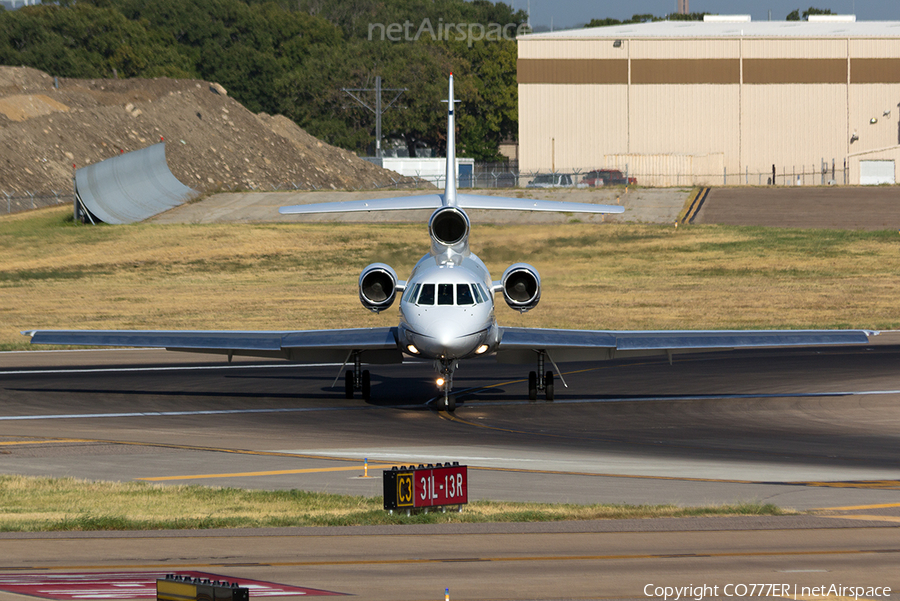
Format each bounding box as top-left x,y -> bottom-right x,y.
0,363 -> 334,376
456,389 -> 900,407
0,406 -> 369,421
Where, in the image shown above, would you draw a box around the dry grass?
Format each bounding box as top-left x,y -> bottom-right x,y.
0,475 -> 789,531
2,206 -> 899,350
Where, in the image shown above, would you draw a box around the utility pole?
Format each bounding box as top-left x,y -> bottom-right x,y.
342,76 -> 406,158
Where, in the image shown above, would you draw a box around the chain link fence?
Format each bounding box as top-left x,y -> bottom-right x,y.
2,159 -> 854,217
3,191 -> 74,215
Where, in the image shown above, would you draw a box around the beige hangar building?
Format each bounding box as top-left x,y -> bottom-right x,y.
516,16 -> 900,186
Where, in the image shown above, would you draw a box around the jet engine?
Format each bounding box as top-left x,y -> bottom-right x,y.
501,263 -> 541,313
359,263 -> 399,313
429,206 -> 470,256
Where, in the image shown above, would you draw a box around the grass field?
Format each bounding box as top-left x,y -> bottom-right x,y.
2,205 -> 898,350
0,475 -> 788,531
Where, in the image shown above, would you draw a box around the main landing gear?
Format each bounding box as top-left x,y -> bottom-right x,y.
344,352 -> 371,401
527,350 -> 554,401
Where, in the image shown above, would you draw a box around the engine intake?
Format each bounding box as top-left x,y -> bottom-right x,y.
359,263 -> 399,313
501,263 -> 541,313
429,206 -> 470,248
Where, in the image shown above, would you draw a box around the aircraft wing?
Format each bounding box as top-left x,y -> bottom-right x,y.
279,195 -> 443,215
23,328 -> 403,364
495,327 -> 875,364
456,194 -> 624,214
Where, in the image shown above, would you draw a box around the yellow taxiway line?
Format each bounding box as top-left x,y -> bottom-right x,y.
138,464 -> 398,481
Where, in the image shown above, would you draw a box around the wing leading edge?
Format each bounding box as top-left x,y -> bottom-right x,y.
495,327 -> 875,364
24,328 -> 403,364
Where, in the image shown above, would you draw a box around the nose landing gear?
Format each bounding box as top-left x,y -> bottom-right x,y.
436,359 -> 457,412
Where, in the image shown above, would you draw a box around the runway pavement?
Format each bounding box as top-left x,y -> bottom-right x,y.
1,347 -> 899,600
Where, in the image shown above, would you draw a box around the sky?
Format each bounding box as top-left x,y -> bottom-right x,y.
511,1 -> 900,30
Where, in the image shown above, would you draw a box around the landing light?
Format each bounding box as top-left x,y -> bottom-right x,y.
436,377 -> 446,387
475,344 -> 489,354
407,344 -> 419,354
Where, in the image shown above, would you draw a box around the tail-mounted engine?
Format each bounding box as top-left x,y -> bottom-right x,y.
429,206 -> 470,262
359,263 -> 399,313
500,263 -> 541,313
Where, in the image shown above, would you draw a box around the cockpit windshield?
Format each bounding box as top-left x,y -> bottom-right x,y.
418,283 -> 435,305
412,282 -> 488,306
457,284 -> 474,305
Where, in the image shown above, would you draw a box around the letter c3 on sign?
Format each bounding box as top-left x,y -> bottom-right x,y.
397,474 -> 413,507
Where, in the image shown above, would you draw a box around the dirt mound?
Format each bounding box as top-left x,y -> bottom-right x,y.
0,66 -> 409,197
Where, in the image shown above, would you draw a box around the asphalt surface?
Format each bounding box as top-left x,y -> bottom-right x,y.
150,187 -> 688,225
1,347 -> 899,600
696,187 -> 900,229
1,347 -> 899,506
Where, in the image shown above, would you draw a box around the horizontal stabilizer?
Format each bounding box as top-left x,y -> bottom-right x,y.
280,193 -> 624,216
279,195 -> 443,215
457,194 -> 624,214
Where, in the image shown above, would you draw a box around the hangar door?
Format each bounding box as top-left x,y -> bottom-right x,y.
859,160 -> 895,185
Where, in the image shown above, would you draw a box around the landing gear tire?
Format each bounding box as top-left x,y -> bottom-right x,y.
361,370 -> 371,401
344,370 -> 354,399
545,371 -> 555,401
528,371 -> 537,401
439,394 -> 456,413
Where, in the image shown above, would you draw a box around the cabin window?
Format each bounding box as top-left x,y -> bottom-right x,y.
457,284 -> 474,305
417,283 -> 435,305
437,283 -> 454,305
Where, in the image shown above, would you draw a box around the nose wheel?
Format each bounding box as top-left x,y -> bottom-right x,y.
527,351 -> 555,401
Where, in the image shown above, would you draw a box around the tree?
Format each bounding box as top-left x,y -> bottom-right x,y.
786,7 -> 833,20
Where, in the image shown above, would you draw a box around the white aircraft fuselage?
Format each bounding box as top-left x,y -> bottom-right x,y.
398,250 -> 498,363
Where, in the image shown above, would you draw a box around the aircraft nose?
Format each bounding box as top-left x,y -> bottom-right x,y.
407,317 -> 480,359
430,321 -> 453,345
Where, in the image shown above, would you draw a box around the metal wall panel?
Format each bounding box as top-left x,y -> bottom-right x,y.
518,59 -> 628,84
75,143 -> 198,224
518,84 -> 628,172
630,39 -> 740,59
518,39 -> 626,59
742,38 -> 848,59
740,84 -> 848,176
849,84 -> 900,151
849,38 -> 900,58
628,85 -> 740,167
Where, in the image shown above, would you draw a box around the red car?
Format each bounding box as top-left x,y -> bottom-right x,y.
580,169 -> 637,187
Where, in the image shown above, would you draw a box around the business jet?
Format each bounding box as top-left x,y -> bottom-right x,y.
25,75 -> 874,411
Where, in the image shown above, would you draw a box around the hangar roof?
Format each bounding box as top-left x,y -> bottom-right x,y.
522,20 -> 900,40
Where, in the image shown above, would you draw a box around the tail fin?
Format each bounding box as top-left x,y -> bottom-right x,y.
443,73 -> 457,206
280,74 -> 625,217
